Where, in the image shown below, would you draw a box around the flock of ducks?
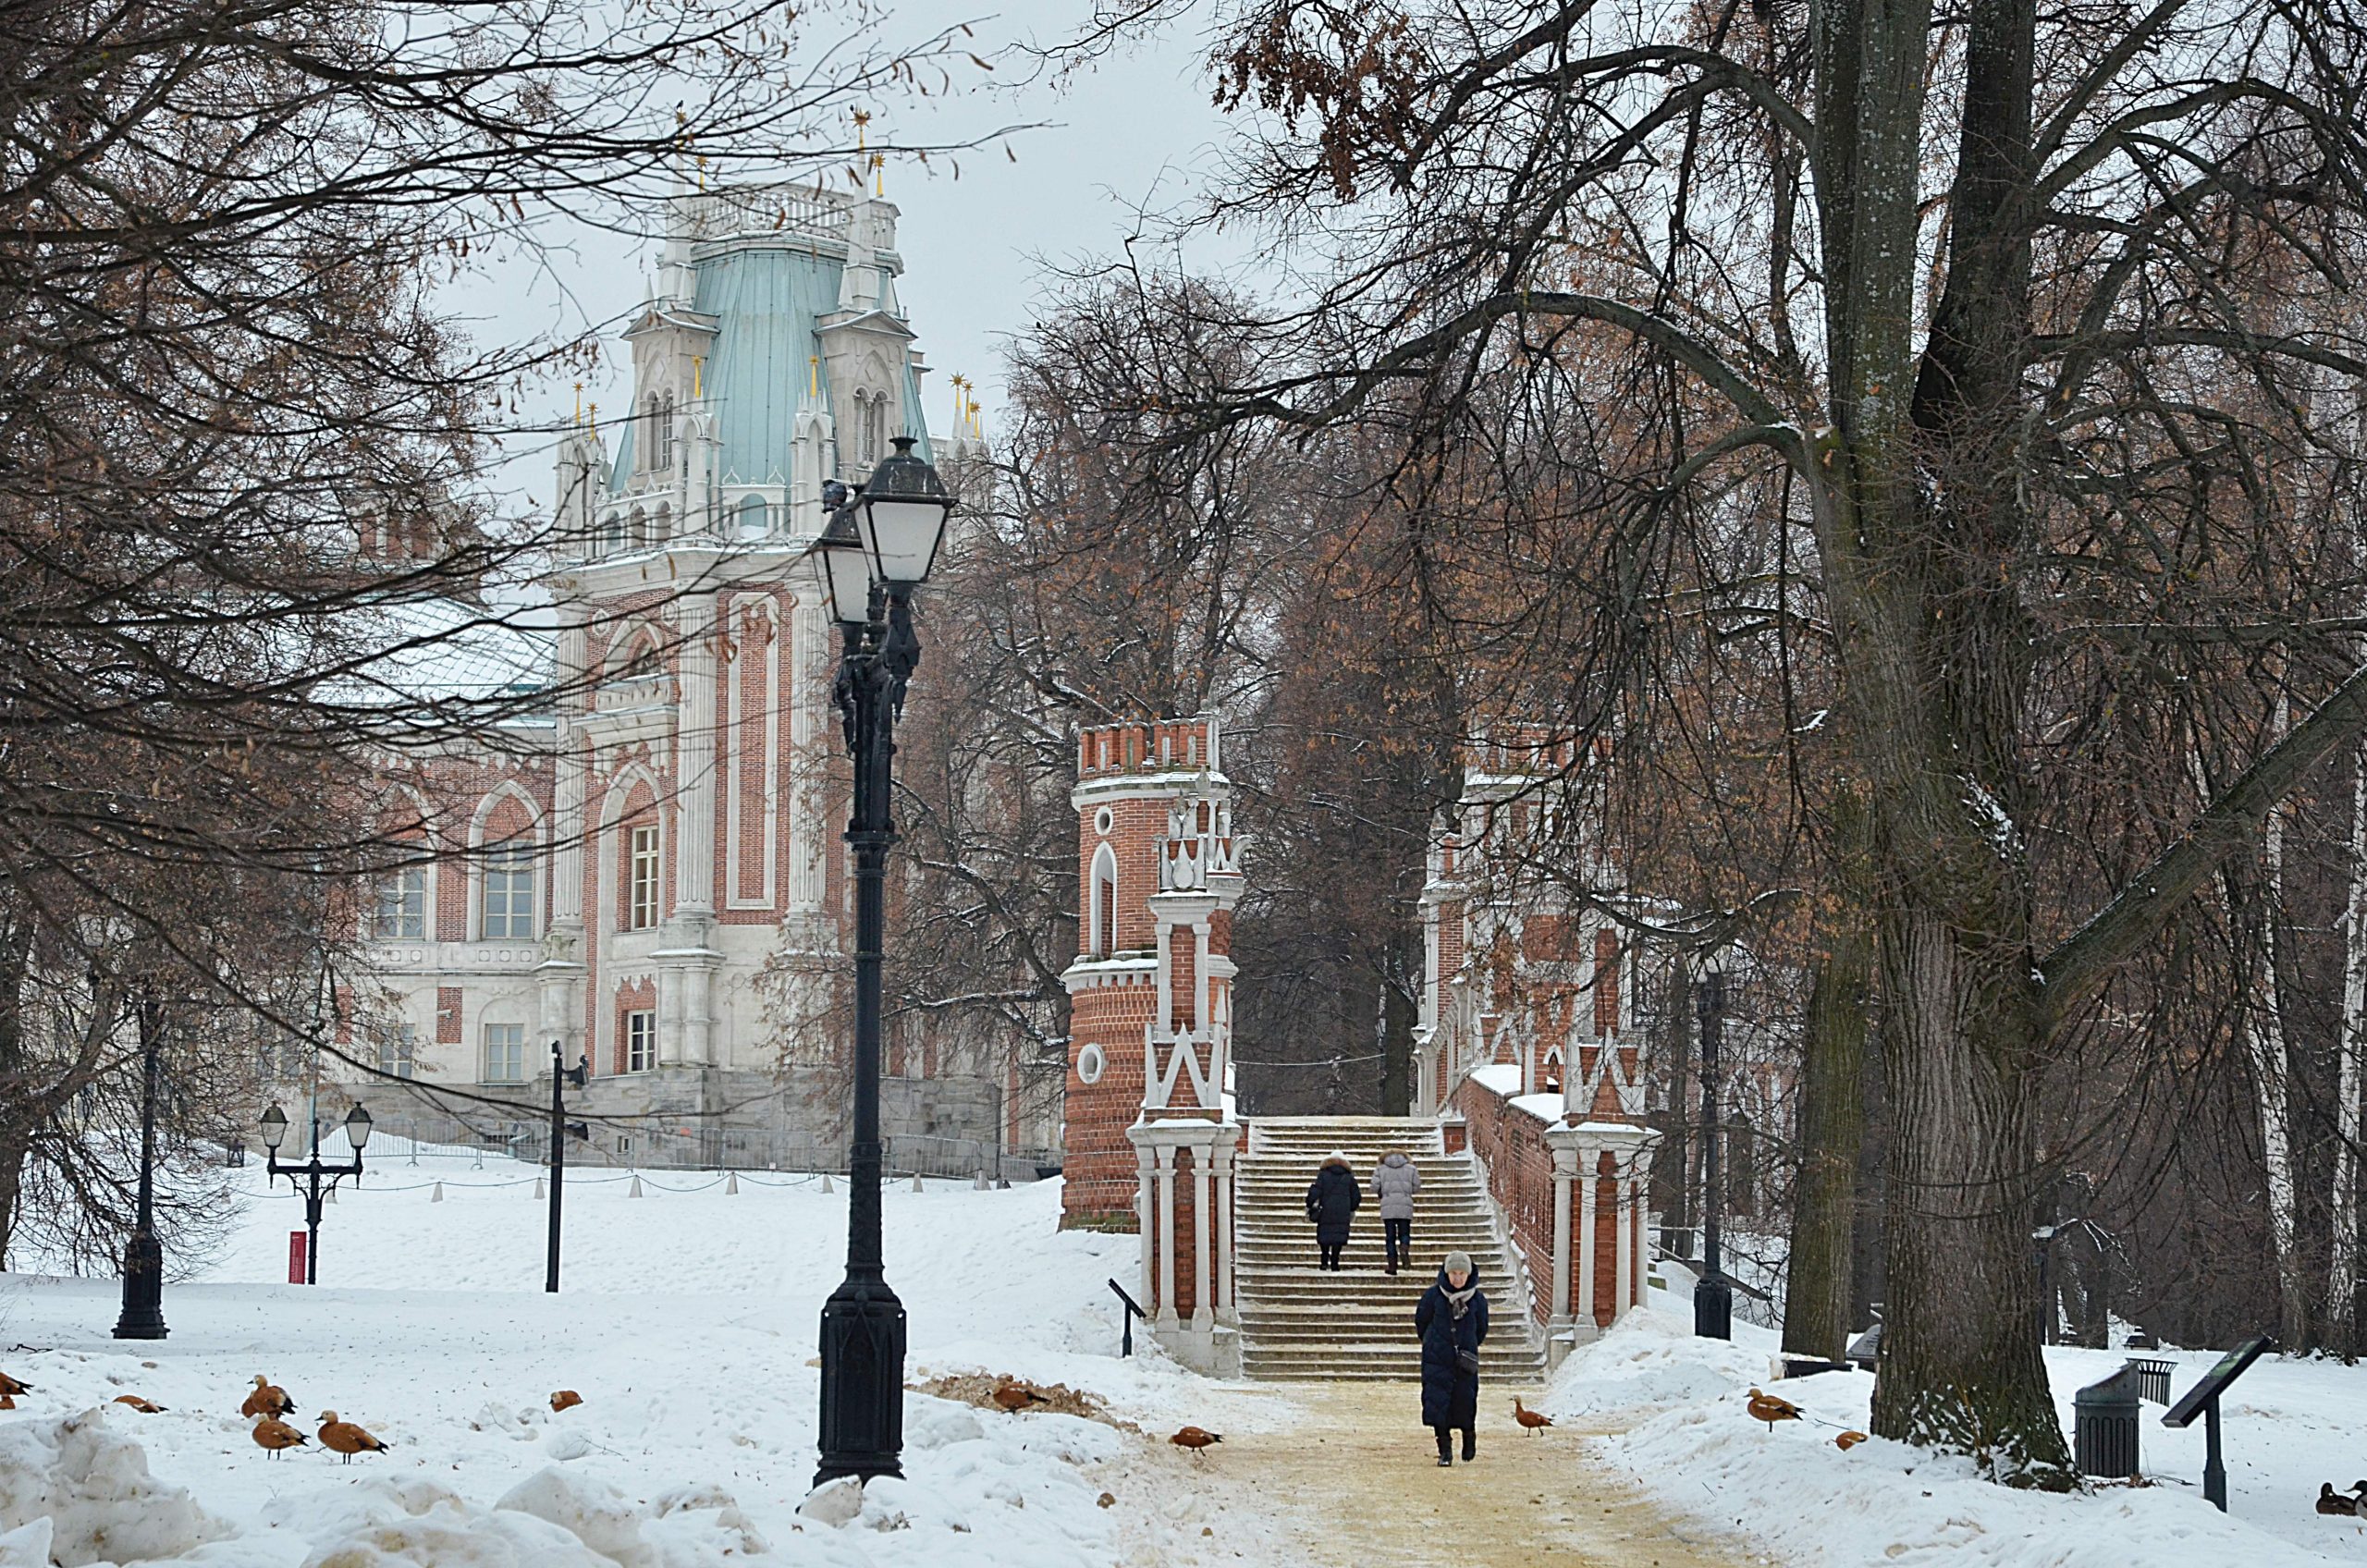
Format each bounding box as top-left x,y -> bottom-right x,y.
0,1368 -> 588,1466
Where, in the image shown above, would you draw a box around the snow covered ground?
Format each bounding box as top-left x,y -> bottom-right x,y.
0,1163 -> 1291,1568
12,1153 -> 2367,1568
1548,1292 -> 2367,1568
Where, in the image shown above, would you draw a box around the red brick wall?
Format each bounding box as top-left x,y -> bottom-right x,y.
1169,1145 -> 1202,1316
1061,974 -> 1153,1227
1454,1074 -> 1555,1327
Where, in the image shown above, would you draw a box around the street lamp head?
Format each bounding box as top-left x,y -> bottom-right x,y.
811,502 -> 876,629
854,435 -> 955,587
259,1103 -> 288,1152
343,1102 -> 373,1153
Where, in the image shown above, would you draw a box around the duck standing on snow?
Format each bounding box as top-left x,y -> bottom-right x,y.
317,1411 -> 391,1464
251,1416 -> 308,1458
1305,1152 -> 1362,1272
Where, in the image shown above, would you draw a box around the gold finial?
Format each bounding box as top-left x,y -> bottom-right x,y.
695,153 -> 706,192
573,382 -> 583,425
871,151 -> 885,197
852,109 -> 871,153
692,356 -> 704,399
950,373 -> 970,429
809,355 -> 819,398
587,401 -> 598,435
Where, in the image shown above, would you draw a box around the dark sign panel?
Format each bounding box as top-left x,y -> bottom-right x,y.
2162,1333 -> 2271,1428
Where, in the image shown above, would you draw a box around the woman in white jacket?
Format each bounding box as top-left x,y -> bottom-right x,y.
1371,1151 -> 1421,1275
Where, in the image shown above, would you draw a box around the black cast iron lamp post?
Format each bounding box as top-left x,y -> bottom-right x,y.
261,1100 -> 373,1284
1693,968 -> 1733,1340
113,999 -> 169,1340
809,436 -> 955,1488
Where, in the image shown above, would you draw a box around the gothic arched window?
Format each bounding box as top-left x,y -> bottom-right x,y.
642,394 -> 660,471
738,494 -> 769,538
865,394 -> 888,471
1089,842 -> 1119,958
656,392 -> 676,472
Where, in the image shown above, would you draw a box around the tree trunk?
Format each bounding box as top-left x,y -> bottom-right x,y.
1784,913 -> 1873,1363
2334,745 -> 2367,1358
1380,972 -> 1416,1117
1851,1018 -> 1889,1333
2243,796 -> 2310,1352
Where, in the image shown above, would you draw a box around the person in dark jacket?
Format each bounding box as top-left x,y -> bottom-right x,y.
1414,1250 -> 1490,1464
1305,1151 -> 1362,1270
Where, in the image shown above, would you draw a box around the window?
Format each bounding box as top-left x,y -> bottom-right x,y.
641,393 -> 660,470
629,506 -> 650,549
656,392 -> 675,471
1593,928 -> 1622,1036
481,839 -> 535,938
378,1025 -> 416,1080
596,512 -> 623,556
624,1010 -> 656,1073
1088,843 -> 1117,957
484,1023 -> 525,1084
737,494 -> 769,538
628,825 -> 660,930
373,865 -> 426,940
865,395 -> 888,470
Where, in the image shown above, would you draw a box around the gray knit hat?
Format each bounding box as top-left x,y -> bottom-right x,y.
1444,1250 -> 1474,1275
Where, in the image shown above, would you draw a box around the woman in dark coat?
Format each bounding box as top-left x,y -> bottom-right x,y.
1414,1250 -> 1490,1464
1305,1151 -> 1362,1270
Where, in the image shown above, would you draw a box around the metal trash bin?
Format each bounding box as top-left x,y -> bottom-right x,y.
2075,1364 -> 2144,1478
2128,1357 -> 2175,1406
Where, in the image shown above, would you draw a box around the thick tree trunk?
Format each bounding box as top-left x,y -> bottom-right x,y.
2334,747 -> 2367,1358
1784,914 -> 1873,1362
1851,1021 -> 1889,1332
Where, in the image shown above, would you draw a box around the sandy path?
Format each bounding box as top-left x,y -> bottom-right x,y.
1187,1380 -> 1768,1568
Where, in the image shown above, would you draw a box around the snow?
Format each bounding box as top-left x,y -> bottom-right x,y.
1507,1092 -> 1562,1122
0,1168 -> 1277,1568
15,1154 -> 2367,1567
1467,1062 -> 1523,1096
1549,1297 -> 2367,1567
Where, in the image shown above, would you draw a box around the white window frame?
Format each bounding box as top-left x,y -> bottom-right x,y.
624,1010 -> 656,1074
373,864 -> 426,940
484,1023 -> 526,1084
481,839 -> 536,939
378,1024 -> 417,1080
628,825 -> 661,931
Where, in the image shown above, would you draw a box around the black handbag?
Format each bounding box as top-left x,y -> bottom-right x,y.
1455,1348 -> 1481,1376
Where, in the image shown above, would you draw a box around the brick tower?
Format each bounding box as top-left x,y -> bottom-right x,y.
1060,715 -> 1243,1375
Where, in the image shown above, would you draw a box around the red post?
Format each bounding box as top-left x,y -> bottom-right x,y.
287,1231 -> 307,1284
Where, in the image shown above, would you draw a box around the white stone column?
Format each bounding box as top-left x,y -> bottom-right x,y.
1576,1155 -> 1599,1334
1191,1147 -> 1214,1335
1613,1167 -> 1633,1321
1134,1142 -> 1157,1317
1212,1130 -> 1237,1326
1548,1145 -> 1576,1336
788,594 -> 827,912
672,594 -> 717,914
1154,1145 -> 1179,1331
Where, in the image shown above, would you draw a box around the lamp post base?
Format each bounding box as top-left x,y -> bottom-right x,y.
113,1228 -> 169,1341
815,1275 -> 908,1488
1693,1274 -> 1733,1340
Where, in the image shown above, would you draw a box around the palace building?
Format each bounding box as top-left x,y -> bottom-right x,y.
344,180 -> 1040,1171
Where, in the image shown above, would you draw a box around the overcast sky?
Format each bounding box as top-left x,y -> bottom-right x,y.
472,3 -> 1252,514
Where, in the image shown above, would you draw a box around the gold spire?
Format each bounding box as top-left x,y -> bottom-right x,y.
692,356 -> 704,400
809,355 -> 820,399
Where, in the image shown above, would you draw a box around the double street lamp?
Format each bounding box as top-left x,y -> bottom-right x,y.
806,435 -> 956,1489
260,1099 -> 374,1283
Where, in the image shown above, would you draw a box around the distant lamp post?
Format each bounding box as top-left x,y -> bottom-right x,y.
1693,969 -> 1734,1340
113,999 -> 170,1340
546,1042 -> 589,1294
808,435 -> 955,1488
262,1099 -> 373,1283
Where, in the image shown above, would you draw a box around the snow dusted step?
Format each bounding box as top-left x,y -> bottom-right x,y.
1232,1115 -> 1547,1383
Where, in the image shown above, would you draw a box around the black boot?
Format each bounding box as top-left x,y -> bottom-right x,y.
1462,1427 -> 1476,1462
1435,1428 -> 1453,1466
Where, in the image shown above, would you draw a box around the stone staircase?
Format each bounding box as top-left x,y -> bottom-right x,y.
1234,1116 -> 1547,1382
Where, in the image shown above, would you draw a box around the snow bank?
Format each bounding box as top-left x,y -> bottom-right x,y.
0,1408 -> 229,1566
1549,1305 -> 2367,1567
